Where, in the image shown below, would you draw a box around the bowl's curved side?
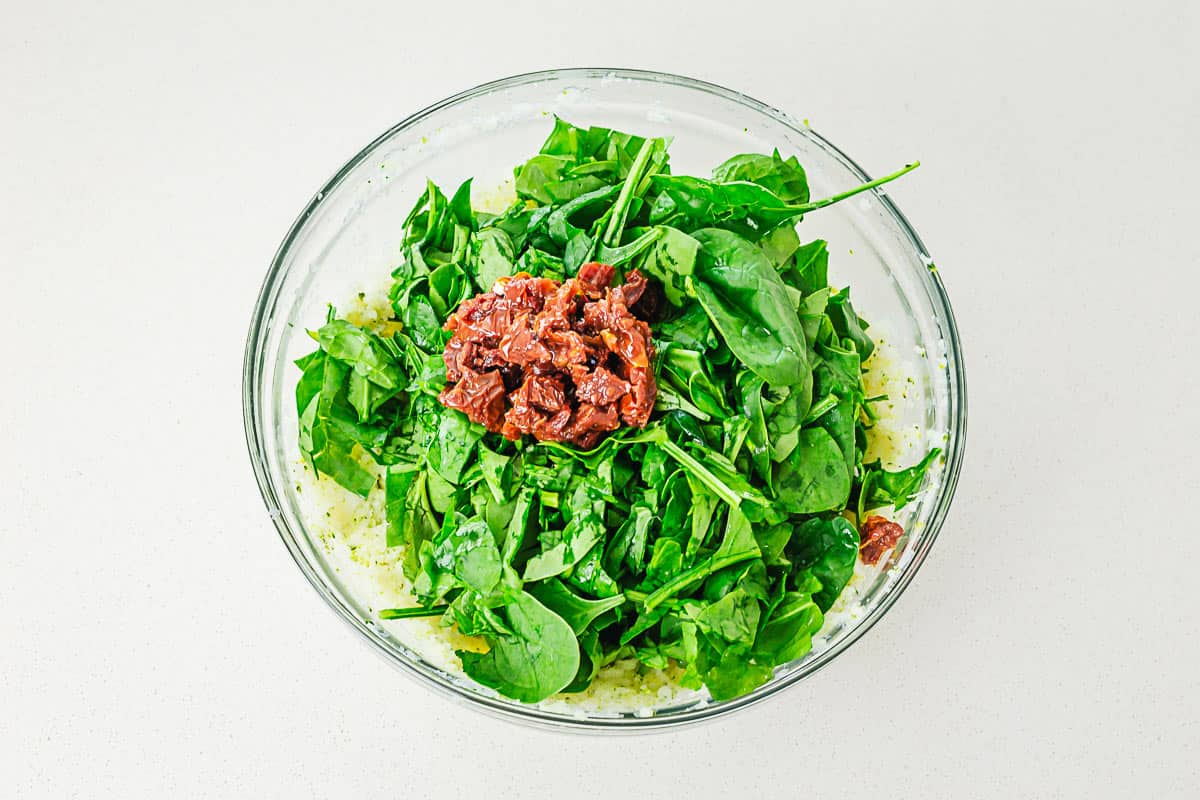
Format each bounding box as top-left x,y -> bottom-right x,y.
242,67 -> 966,731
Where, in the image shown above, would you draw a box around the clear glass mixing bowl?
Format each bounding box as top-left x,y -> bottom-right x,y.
243,68 -> 966,731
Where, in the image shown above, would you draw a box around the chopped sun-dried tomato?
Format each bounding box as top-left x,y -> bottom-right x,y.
859,515 -> 905,566
438,264 -> 657,448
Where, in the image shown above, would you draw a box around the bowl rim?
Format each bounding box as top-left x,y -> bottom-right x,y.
243,66 -> 967,732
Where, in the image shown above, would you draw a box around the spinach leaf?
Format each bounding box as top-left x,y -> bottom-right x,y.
449,590 -> 513,637
298,356 -> 378,498
791,239 -> 829,295
763,385 -> 805,463
315,319 -> 403,390
566,542 -> 622,598
645,537 -> 685,587
448,178 -> 475,228
759,223 -> 801,268
606,502 -> 654,577
711,149 -> 809,204
754,522 -> 793,566
346,371 -> 386,423
458,591 -> 580,703
402,180 -> 454,249
562,631 -> 607,693
699,652 -> 774,702
427,262 -> 471,319
826,287 -> 875,361
689,228 -> 810,394
378,604 -> 449,620
480,202 -> 538,253
642,505 -> 760,610
544,184 -> 619,248
545,175 -> 609,204
384,465 -> 438,579
619,607 -> 669,647
685,482 -> 720,560
501,487 -> 535,565
537,116 -> 591,159
814,339 -> 862,401
652,431 -> 767,508
470,227 -> 516,293
737,371 -> 772,487
427,408 -> 483,485
695,587 -> 760,648
656,302 -> 717,351
635,226 -> 699,306
792,518 -> 859,611
774,427 -> 852,514
476,443 -> 513,503
425,469 -> 456,515
601,137 -> 663,247
413,539 -> 456,605
654,161 -> 919,235
515,154 -> 571,204
514,246 -> 566,281
754,575 -> 823,665
529,579 -> 625,635
860,449 -> 942,512
398,291 -> 442,353
295,349 -> 326,409
429,517 -> 502,596
649,175 -> 800,235
596,226 -> 662,268
521,504 -> 603,581
816,397 -> 857,475
657,471 -> 693,544
661,346 -> 729,419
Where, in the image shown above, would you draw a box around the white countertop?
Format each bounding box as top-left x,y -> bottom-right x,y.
3,2 -> 1198,797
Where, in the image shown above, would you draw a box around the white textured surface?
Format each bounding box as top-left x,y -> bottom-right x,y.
2,2 -> 1198,797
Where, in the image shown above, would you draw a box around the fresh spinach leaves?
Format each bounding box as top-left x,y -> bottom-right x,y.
458,591 -> 580,703
299,116 -> 936,706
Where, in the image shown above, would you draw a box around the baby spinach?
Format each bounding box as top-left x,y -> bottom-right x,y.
642,505 -> 760,610
297,355 -> 379,498
566,542 -> 622,599
476,443 -> 513,504
711,149 -> 809,204
521,505 -> 604,581
636,225 -> 698,305
792,239 -> 830,297
826,287 -> 875,361
428,517 -> 503,596
315,319 -> 403,390
754,574 -> 824,665
774,428 -> 852,514
689,228 -> 810,394
696,586 -> 760,647
529,579 -> 625,635
470,227 -> 516,293
296,116 -> 934,705
427,408 -> 483,485
458,591 -> 580,703
792,518 -> 860,611
859,448 -> 943,513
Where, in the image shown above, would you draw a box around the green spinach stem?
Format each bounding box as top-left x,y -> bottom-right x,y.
642,549 -> 760,610
602,138 -> 656,247
795,161 -> 920,212
656,436 -> 744,507
378,605 -> 449,620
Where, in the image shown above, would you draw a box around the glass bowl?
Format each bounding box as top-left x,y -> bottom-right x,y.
243,68 -> 966,731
